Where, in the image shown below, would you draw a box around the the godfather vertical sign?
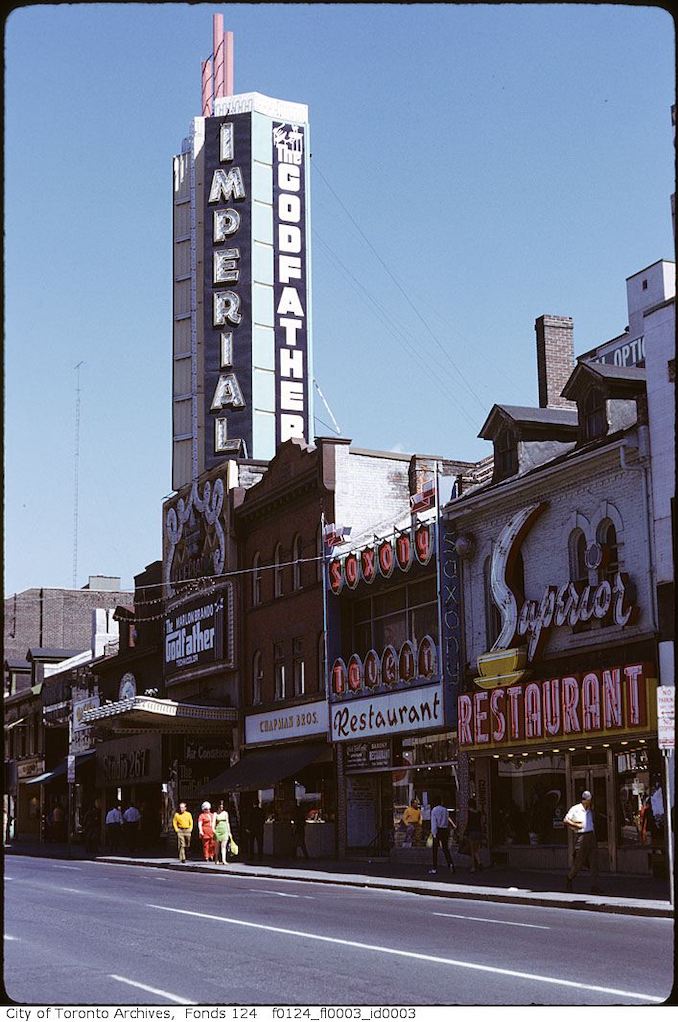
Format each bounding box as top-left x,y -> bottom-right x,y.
273,122 -> 310,447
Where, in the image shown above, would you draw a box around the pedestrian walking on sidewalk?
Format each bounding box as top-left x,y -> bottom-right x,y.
564,790 -> 601,893
172,801 -> 194,863
105,803 -> 123,853
428,797 -> 456,874
122,803 -> 141,854
249,800 -> 265,857
292,802 -> 309,859
401,798 -> 421,847
214,801 -> 232,865
198,801 -> 217,862
466,798 -> 483,872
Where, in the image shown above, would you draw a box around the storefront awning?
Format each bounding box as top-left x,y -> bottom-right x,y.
80,696 -> 237,735
195,741 -> 328,796
24,749 -> 96,785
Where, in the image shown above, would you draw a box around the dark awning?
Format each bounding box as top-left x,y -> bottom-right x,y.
195,742 -> 328,796
24,749 -> 96,785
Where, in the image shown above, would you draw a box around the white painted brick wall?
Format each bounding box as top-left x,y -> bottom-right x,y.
450,443 -> 656,670
334,446 -> 412,540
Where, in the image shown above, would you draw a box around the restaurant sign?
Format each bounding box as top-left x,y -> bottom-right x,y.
331,682 -> 444,743
458,663 -> 656,752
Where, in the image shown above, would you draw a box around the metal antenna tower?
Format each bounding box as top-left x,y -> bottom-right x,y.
72,362 -> 84,588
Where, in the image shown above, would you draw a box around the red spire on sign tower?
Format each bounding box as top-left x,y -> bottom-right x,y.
201,14 -> 234,116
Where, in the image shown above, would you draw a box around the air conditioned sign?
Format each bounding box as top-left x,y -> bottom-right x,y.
273,122 -> 310,446
458,663 -> 656,752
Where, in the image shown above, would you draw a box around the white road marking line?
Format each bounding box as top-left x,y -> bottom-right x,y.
109,975 -> 196,1005
433,911 -> 550,930
50,865 -> 82,870
147,904 -> 663,1003
59,887 -> 84,894
248,888 -> 315,899
5,935 -> 19,941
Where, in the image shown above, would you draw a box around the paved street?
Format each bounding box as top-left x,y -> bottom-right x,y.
4,856 -> 674,1006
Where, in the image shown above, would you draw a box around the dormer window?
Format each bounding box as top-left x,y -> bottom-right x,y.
494,427 -> 518,480
582,387 -> 608,442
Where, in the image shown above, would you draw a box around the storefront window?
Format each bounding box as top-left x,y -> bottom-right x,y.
615,748 -> 665,848
493,754 -> 567,845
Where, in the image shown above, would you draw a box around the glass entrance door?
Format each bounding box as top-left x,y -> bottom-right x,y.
570,765 -> 613,872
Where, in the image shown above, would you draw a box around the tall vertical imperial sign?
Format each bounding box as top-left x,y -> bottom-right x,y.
171,22 -> 313,488
273,122 -> 310,446
205,114 -> 253,461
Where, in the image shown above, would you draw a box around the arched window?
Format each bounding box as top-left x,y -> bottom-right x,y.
274,641 -> 286,700
274,543 -> 283,598
484,556 -> 502,647
292,534 -> 303,591
252,552 -> 262,606
252,650 -> 263,706
569,529 -> 588,585
582,388 -> 608,442
293,637 -> 305,696
598,519 -> 620,584
494,428 -> 518,481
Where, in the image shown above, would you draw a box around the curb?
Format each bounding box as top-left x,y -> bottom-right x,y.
92,855 -> 674,919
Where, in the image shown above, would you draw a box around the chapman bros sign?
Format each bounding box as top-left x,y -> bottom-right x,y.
459,662 -> 656,751
328,520 -> 434,595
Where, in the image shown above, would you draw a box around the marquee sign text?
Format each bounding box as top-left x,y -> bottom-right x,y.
329,522 -> 434,595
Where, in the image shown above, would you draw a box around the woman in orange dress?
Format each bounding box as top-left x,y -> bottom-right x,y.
197,801 -> 217,862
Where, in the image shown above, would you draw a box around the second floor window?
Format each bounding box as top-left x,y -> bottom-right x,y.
292,535 -> 303,591
252,552 -> 262,606
274,544 -> 284,598
293,637 -> 305,696
274,642 -> 286,700
252,650 -> 263,705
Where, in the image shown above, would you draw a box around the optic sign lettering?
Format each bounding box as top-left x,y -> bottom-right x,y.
164,592 -> 225,680
273,122 -> 310,446
205,114 -> 253,463
328,522 -> 435,595
458,663 -> 656,751
590,335 -> 645,369
490,503 -> 638,662
331,636 -> 438,699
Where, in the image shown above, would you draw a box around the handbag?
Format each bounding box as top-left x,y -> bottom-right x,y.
229,838 -> 239,857
425,833 -> 434,848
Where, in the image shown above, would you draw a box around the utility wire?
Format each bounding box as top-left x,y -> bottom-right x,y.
312,162 -> 487,409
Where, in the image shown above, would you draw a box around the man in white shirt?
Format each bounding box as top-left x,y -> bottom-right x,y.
122,803 -> 141,854
105,803 -> 123,854
564,790 -> 601,894
428,797 -> 456,875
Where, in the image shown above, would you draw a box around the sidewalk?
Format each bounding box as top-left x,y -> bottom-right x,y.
6,840 -> 673,918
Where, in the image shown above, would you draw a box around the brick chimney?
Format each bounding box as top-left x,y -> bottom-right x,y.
535,315 -> 576,409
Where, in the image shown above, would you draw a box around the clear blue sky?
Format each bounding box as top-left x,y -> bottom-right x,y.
4,4 -> 674,597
